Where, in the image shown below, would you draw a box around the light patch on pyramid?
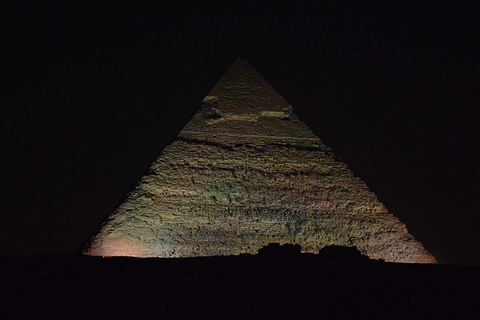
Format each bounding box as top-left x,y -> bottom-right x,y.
83,58 -> 436,263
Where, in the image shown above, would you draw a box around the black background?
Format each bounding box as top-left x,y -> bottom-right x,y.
1,1 -> 479,265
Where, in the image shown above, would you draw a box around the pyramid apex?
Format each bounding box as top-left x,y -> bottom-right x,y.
208,59 -> 290,114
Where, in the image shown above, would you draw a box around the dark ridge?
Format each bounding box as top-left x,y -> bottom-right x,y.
177,136 -> 237,151
266,141 -> 326,152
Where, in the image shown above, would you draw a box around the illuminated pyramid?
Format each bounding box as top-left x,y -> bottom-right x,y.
83,59 -> 436,263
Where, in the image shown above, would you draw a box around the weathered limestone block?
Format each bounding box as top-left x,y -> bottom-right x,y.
83,59 -> 436,263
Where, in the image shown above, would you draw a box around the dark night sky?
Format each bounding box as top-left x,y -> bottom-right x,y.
1,1 -> 479,265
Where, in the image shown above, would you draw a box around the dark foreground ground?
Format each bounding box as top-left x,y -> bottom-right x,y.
1,249 -> 479,319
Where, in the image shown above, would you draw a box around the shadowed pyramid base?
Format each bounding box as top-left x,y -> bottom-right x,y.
83,59 -> 436,263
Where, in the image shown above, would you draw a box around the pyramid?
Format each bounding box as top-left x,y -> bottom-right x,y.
83,59 -> 436,263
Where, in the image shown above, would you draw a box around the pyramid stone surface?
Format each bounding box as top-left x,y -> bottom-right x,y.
84,59 -> 436,263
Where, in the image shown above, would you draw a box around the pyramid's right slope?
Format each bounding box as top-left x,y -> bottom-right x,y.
84,59 -> 436,263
